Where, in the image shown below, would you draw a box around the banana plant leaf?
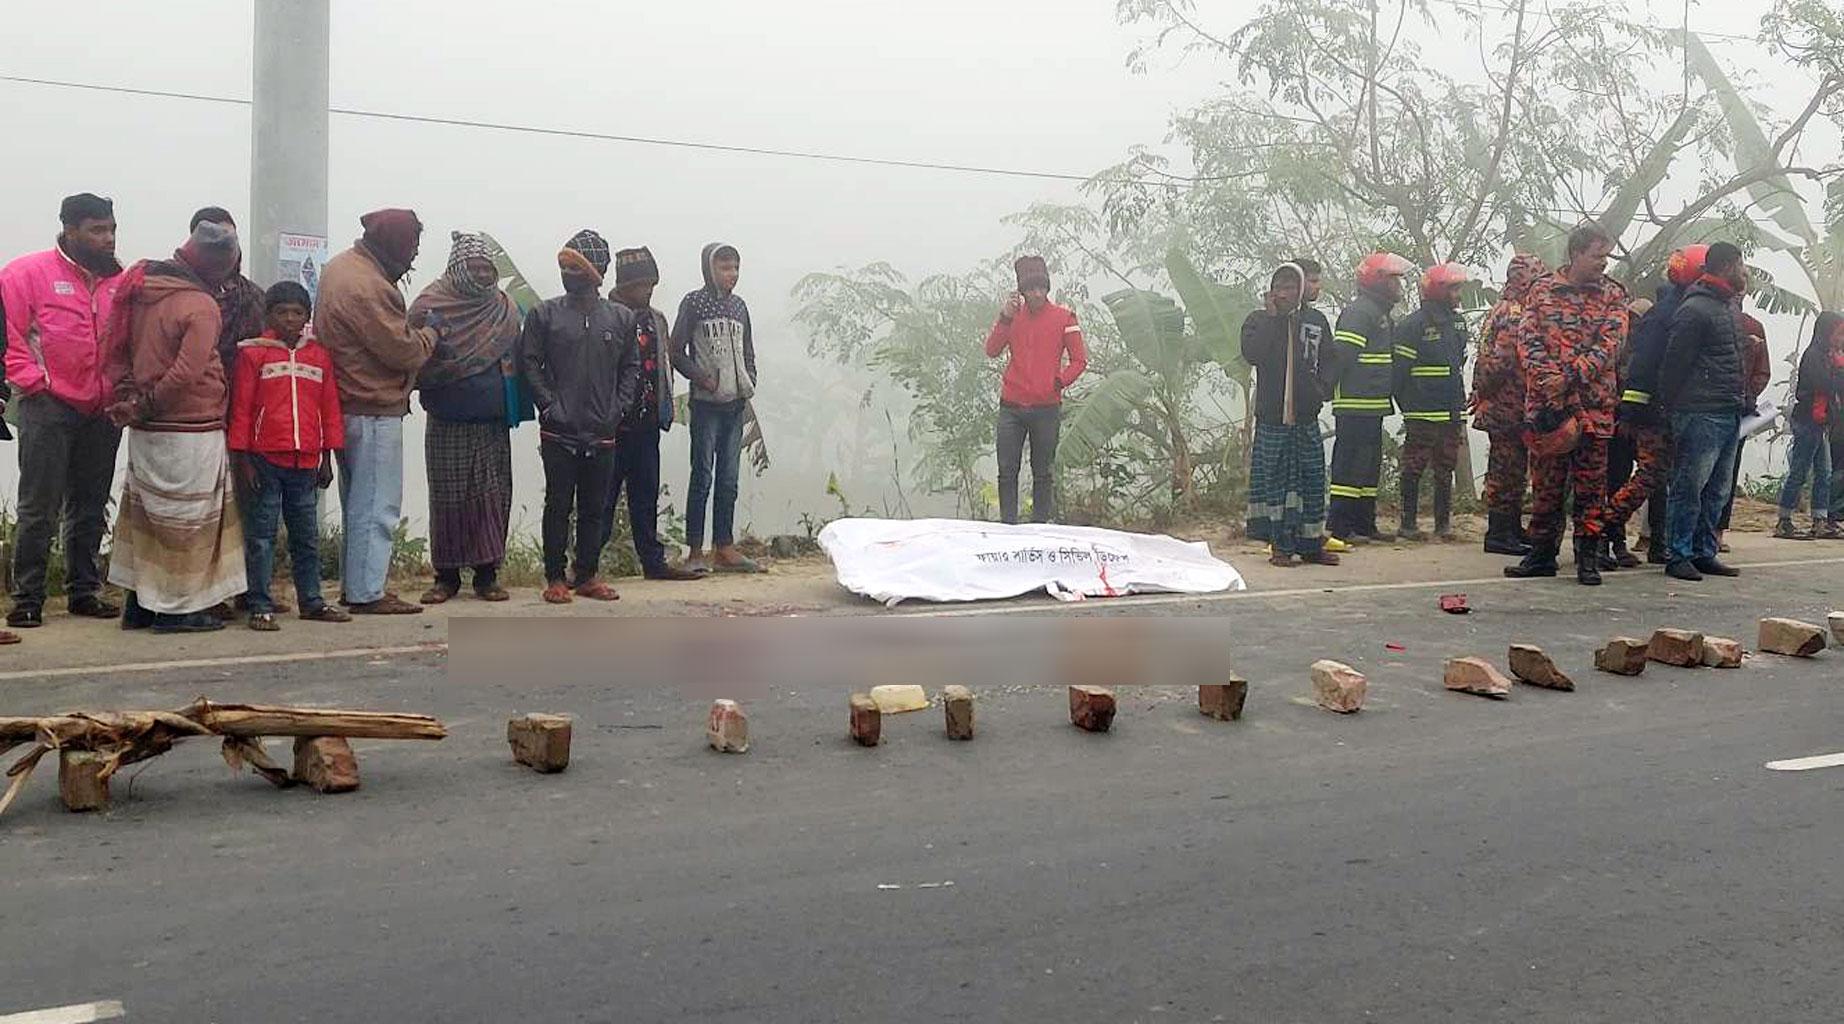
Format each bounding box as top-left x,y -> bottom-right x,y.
1166,248 -> 1254,385
1055,369 -> 1153,471
1684,33 -> 1818,247
1102,287 -> 1190,386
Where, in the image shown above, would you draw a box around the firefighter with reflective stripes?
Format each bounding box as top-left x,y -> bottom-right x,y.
1392,263 -> 1471,541
1323,252 -> 1413,544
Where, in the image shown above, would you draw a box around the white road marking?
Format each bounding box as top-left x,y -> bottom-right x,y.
0,1001 -> 127,1024
0,644 -> 445,683
888,556 -> 1844,618
1765,752 -> 1844,772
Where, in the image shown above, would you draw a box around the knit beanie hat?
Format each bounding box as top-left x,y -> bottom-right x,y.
1015,255 -> 1050,293
177,220 -> 241,284
560,229 -> 612,285
615,247 -> 661,287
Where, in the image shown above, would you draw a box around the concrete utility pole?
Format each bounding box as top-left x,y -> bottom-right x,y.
248,0 -> 329,289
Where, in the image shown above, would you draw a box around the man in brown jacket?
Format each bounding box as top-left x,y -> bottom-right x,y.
313,208 -> 435,614
103,221 -> 247,633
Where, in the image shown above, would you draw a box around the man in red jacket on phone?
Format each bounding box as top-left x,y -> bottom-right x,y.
985,255 -> 1087,524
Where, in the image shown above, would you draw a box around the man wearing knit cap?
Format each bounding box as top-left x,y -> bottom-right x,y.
519,230 -> 641,603
984,255 -> 1087,524
600,246 -> 702,580
1,193 -> 127,628
313,208 -> 436,614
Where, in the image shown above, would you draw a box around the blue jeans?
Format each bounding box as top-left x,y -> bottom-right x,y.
687,399 -> 746,549
244,457 -> 326,614
1777,419 -> 1832,519
335,415 -> 404,604
1667,411 -> 1740,564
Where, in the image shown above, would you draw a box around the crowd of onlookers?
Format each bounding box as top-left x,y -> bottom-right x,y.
1224,226 -> 1844,582
0,193 -> 764,642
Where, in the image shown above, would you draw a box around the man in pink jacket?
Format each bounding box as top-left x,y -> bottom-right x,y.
0,193 -> 127,628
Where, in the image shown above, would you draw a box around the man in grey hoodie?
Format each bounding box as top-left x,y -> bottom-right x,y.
671,243 -> 760,573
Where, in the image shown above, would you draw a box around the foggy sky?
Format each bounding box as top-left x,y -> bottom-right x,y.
0,1 -> 1823,534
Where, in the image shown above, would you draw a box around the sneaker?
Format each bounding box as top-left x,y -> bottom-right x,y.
248,612 -> 281,632
299,604 -> 352,623
6,606 -> 43,629
1692,557 -> 1740,577
1811,520 -> 1842,540
1665,561 -> 1704,582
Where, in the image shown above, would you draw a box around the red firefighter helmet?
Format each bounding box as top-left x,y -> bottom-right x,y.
1356,252 -> 1415,291
1420,262 -> 1470,300
1666,244 -> 1710,288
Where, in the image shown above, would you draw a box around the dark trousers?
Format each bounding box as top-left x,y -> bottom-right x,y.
10,393 -> 121,607
1717,436 -> 1747,531
687,399 -> 746,549
540,440 -> 617,585
600,425 -> 668,572
997,402 -> 1060,524
1327,414 -> 1383,539
243,457 -> 325,614
1832,429 -> 1844,523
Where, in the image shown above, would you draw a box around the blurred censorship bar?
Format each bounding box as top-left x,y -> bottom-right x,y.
448,617 -> 1232,694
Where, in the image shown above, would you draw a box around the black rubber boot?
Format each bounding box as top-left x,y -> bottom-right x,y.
1609,532 -> 1640,568
1574,536 -> 1603,586
1483,512 -> 1531,556
1512,498 -> 1531,545
1503,536 -> 1560,578
1596,535 -> 1620,571
1398,478 -> 1426,542
1432,477 -> 1454,541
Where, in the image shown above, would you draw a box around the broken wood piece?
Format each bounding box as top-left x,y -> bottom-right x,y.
292,737 -> 360,793
58,749 -> 110,812
507,714 -> 573,773
849,694 -> 882,747
1198,680 -> 1248,721
942,685 -> 974,740
180,700 -> 446,740
1068,686 -> 1116,732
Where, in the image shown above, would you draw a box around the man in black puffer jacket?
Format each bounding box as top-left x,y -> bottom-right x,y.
1656,242 -> 1748,581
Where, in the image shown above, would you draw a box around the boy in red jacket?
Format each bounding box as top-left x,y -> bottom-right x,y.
984,255 -> 1087,524
228,282 -> 351,629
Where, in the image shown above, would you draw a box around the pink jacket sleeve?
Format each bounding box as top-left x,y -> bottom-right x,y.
1,265 -> 46,394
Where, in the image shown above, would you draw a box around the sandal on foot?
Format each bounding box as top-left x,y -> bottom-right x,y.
299,604 -> 352,623
573,579 -> 621,601
420,583 -> 459,605
249,612 -> 281,632
542,582 -> 574,605
474,584 -> 510,602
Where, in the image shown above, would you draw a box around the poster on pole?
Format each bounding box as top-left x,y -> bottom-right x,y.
278,232 -> 330,303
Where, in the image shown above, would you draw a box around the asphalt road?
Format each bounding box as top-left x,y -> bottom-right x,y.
1,561 -> 1840,1023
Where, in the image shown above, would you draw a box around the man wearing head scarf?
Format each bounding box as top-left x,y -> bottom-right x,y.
411,232 -> 523,603
1469,254 -> 1546,556
0,193 -> 127,628
101,221 -> 247,633
519,229 -> 641,604
598,246 -> 702,580
1241,261 -> 1337,567
188,207 -> 267,384
313,208 -> 436,614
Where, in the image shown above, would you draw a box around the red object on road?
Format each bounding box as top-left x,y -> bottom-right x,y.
1385,642 -> 1406,653
1440,594 -> 1471,615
